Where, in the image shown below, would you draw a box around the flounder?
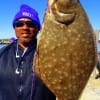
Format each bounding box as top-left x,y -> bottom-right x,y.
34,0 -> 97,100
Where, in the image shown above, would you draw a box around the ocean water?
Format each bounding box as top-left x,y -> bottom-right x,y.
0,44 -> 8,49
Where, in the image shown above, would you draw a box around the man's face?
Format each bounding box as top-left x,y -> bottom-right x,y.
14,18 -> 38,44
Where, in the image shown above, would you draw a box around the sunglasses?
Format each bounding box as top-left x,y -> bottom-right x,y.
14,21 -> 37,28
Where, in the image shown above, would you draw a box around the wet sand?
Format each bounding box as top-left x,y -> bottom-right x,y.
79,67 -> 100,100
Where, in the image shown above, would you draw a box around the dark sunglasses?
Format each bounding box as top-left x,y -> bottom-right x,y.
14,21 -> 37,28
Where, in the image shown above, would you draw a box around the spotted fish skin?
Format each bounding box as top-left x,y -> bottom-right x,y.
34,0 -> 97,100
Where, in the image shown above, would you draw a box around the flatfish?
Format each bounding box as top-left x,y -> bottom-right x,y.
34,0 -> 97,100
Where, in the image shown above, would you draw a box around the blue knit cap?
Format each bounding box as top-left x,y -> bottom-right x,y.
12,4 -> 41,30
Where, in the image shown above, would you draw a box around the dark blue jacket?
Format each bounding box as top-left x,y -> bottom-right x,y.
0,40 -> 56,100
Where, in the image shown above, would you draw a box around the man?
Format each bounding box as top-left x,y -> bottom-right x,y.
0,4 -> 56,100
